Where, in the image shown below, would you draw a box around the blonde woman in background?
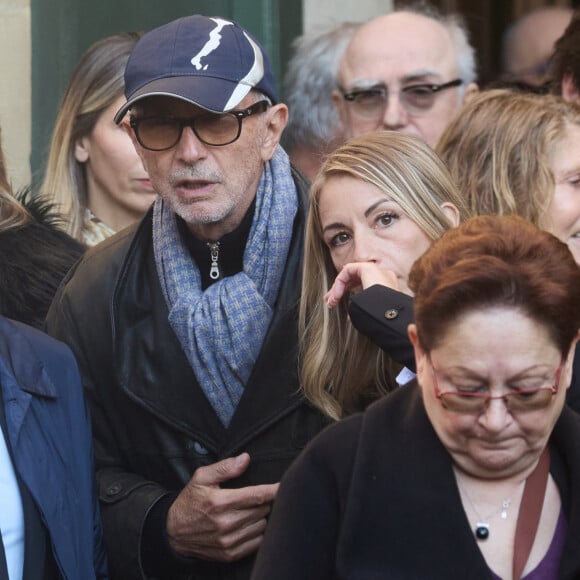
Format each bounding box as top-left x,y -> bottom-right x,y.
436,89 -> 580,266
40,32 -> 156,246
299,131 -> 470,419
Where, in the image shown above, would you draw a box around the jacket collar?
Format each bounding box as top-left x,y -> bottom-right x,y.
0,317 -> 57,400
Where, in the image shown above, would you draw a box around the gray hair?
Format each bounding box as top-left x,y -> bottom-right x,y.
282,22 -> 360,152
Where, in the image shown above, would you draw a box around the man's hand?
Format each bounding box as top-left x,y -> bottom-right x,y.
166,453 -> 279,562
324,262 -> 401,308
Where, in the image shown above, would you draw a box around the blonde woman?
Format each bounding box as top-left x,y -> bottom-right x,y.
40,32 -> 156,246
299,131 -> 470,419
436,89 -> 580,265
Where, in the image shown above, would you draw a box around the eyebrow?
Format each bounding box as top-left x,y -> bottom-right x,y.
554,165 -> 580,180
321,199 -> 394,235
344,70 -> 445,92
400,69 -> 443,83
364,199 -> 392,217
441,363 -> 555,381
342,79 -> 386,91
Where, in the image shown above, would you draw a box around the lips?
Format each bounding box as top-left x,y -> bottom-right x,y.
136,178 -> 154,191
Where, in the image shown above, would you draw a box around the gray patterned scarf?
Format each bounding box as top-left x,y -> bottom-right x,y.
153,147 -> 298,426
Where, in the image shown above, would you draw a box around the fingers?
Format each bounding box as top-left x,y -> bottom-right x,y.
192,453 -> 251,486
325,264 -> 363,307
199,518 -> 268,562
167,490 -> 275,560
325,263 -> 401,308
166,458 -> 280,561
210,514 -> 270,562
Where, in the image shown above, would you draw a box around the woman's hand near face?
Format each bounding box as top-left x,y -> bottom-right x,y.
325,262 -> 401,308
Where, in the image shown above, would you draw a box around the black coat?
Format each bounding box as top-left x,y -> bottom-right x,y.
45,172 -> 327,580
252,382 -> 580,580
349,284 -> 415,370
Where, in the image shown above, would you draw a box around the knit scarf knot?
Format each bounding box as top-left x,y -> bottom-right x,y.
153,147 -> 298,426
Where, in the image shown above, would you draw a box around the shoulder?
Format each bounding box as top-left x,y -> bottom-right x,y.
0,317 -> 81,390
0,316 -> 72,359
54,216 -> 148,304
292,385 -> 422,477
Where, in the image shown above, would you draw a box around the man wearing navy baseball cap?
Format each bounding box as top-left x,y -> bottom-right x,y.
46,14 -> 325,580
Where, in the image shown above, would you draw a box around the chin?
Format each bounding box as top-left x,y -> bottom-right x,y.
467,446 -> 532,478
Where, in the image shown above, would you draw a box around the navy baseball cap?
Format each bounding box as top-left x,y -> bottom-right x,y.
114,14 -> 278,123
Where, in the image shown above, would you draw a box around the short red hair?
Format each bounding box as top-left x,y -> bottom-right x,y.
409,215 -> 580,355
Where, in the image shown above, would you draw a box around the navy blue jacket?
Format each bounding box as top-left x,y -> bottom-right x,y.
0,317 -> 107,578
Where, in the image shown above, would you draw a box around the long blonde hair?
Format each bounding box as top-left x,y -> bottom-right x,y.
436,89 -> 580,225
40,32 -> 141,239
300,131 -> 470,419
0,127 -> 30,231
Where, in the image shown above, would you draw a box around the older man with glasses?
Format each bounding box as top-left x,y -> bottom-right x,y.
334,3 -> 478,147
46,14 -> 325,580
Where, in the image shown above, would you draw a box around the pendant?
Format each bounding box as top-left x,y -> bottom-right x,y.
500,499 -> 510,519
475,523 -> 489,540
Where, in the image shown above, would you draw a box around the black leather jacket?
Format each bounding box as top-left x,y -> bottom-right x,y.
46,171 -> 327,580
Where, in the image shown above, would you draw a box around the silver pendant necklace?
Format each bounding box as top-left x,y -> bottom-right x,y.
456,475 -> 524,541
473,499 -> 511,540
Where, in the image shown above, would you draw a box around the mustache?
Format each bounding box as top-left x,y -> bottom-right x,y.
168,168 -> 222,185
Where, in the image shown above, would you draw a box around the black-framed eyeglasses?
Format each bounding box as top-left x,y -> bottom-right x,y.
339,79 -> 463,119
427,353 -> 563,414
129,100 -> 270,151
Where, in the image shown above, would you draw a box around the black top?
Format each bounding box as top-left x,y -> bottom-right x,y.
178,198 -> 255,289
252,382 -> 580,580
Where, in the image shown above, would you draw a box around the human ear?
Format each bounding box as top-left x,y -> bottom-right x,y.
562,73 -> 580,102
260,103 -> 288,161
408,323 -> 427,377
332,89 -> 351,135
74,136 -> 90,163
563,332 -> 580,391
462,82 -> 479,104
440,202 -> 461,228
123,119 -> 149,169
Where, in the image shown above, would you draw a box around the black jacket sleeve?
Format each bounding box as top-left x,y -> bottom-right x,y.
566,343 -> 580,414
348,285 -> 416,371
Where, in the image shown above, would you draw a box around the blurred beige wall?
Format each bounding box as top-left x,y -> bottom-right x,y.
0,0 -> 31,190
0,0 -> 393,190
304,0 -> 393,32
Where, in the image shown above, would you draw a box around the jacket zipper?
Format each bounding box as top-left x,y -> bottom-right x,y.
207,242 -> 220,280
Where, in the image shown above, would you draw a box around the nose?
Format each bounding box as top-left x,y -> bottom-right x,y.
478,397 -> 511,433
381,93 -> 408,130
174,125 -> 208,162
351,230 -> 380,263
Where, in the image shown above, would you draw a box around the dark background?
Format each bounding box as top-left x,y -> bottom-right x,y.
414,0 -> 575,85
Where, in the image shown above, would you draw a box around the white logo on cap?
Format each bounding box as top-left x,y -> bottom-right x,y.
191,17 -> 234,70
223,31 -> 265,110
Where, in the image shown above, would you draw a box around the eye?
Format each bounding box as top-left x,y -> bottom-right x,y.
375,212 -> 397,228
405,85 -> 433,97
327,232 -> 351,247
402,85 -> 436,108
454,384 -> 487,395
355,89 -> 384,103
140,117 -> 178,129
